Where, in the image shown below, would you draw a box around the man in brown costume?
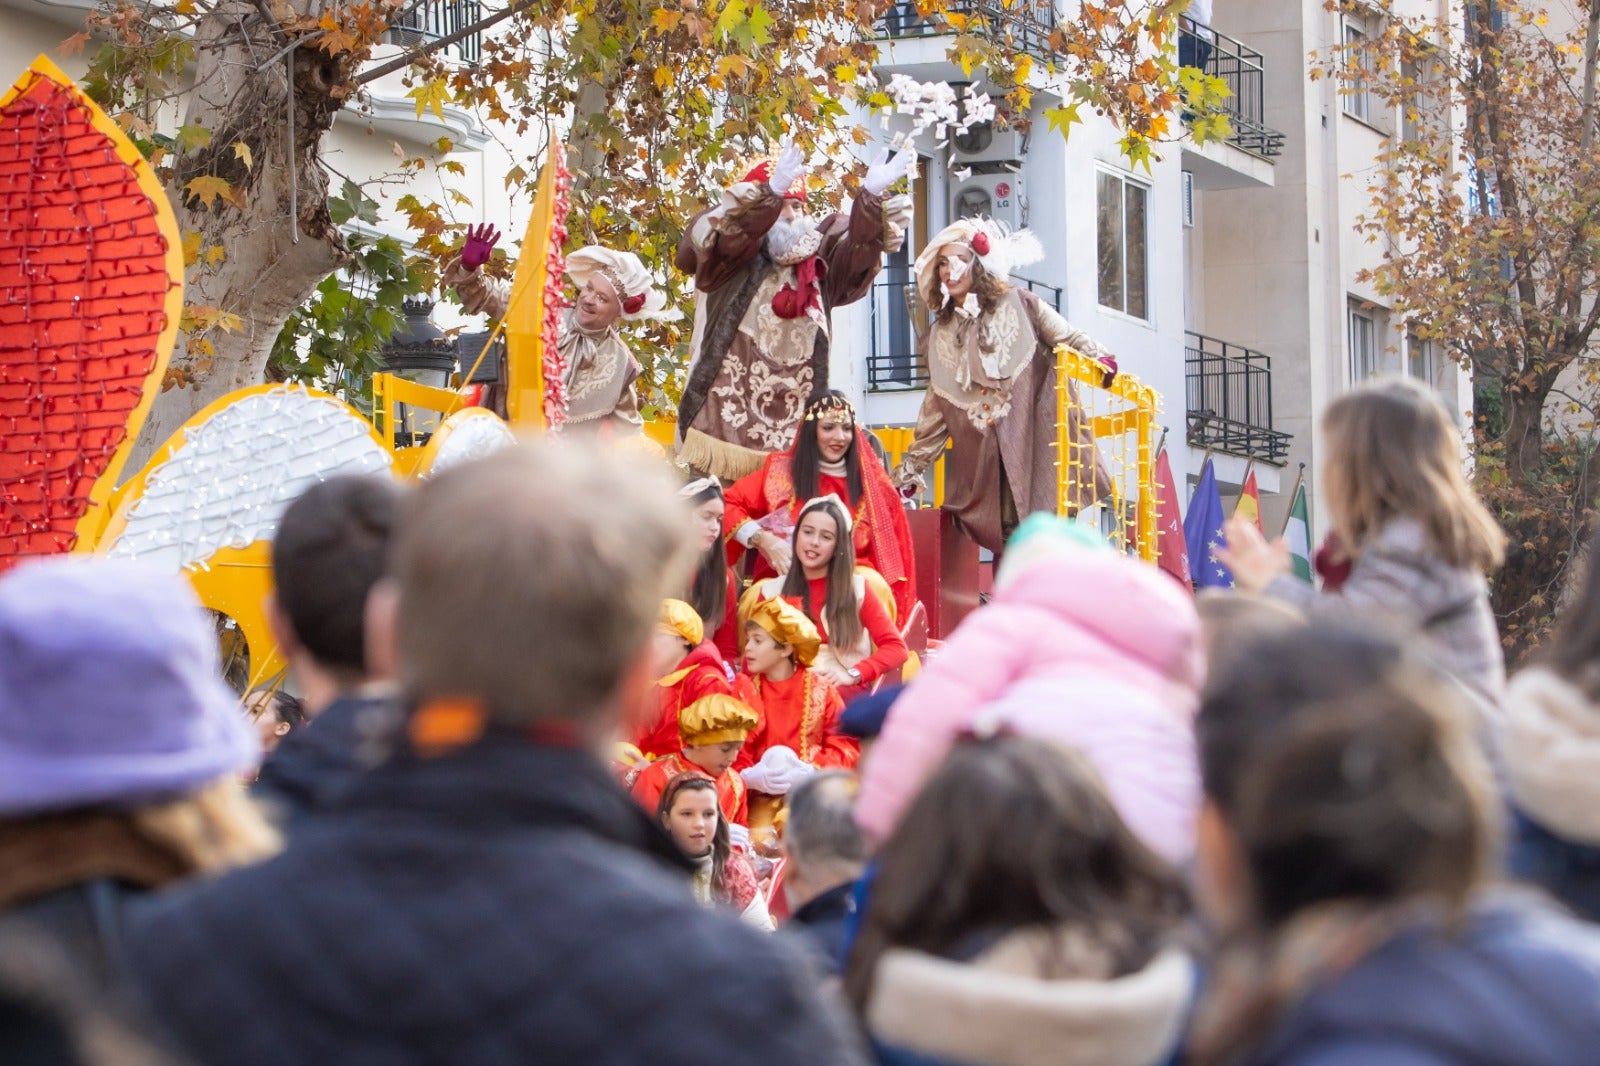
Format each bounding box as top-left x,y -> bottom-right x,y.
893,219 -> 1113,553
675,144 -> 914,479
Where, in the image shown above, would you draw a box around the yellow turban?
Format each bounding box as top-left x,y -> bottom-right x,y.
659,599 -> 704,648
746,597 -> 822,668
679,693 -> 760,747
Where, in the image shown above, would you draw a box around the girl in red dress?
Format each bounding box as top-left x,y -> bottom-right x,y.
723,391 -> 916,620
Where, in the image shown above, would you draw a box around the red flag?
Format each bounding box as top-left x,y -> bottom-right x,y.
1153,447 -> 1192,588
1234,467 -> 1264,533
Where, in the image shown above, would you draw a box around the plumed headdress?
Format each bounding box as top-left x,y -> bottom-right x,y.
565,246 -> 678,322
913,217 -> 1044,309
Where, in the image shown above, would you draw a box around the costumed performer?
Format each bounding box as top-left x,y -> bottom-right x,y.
681,476 -> 741,662
658,774 -> 772,930
443,226 -> 674,431
738,597 -> 857,777
628,692 -> 758,829
674,141 -> 915,479
637,599 -> 737,760
724,390 -> 916,621
892,219 -> 1114,553
740,496 -> 908,700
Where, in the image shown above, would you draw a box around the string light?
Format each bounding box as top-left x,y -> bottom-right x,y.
0,70 -> 172,571
427,409 -> 516,476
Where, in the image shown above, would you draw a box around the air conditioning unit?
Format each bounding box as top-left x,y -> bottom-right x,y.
950,120 -> 1027,165
950,173 -> 1025,230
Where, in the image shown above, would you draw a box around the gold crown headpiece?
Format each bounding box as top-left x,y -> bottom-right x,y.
803,393 -> 856,423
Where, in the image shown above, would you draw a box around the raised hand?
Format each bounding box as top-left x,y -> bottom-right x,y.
768,141 -> 808,196
1214,515 -> 1290,593
460,223 -> 501,271
863,145 -> 915,196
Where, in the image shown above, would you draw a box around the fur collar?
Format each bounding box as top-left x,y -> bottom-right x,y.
867,929 -> 1193,1066
0,811 -> 190,909
1505,667 -> 1600,843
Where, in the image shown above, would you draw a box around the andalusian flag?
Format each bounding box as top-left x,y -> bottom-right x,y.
1284,482 -> 1313,582
1233,467 -> 1263,533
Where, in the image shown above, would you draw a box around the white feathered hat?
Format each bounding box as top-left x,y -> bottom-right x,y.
565,246 -> 679,322
914,217 -> 1044,309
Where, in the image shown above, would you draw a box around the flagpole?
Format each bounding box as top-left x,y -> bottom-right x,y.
1279,462 -> 1307,539
1155,426 -> 1168,457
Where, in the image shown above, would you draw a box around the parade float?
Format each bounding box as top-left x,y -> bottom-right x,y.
0,55 -> 1165,690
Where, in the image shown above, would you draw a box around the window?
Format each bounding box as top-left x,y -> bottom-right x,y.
1406,331 -> 1433,385
1348,307 -> 1377,381
1097,170 -> 1149,320
1343,22 -> 1371,123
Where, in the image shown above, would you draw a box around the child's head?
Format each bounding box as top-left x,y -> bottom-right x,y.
658,773 -> 724,859
994,512 -> 1110,593
743,598 -> 821,677
791,495 -> 855,579
244,688 -> 306,753
1194,591 -> 1306,680
654,599 -> 703,676
845,735 -> 1188,1011
681,477 -> 725,555
269,475 -> 400,688
679,693 -> 758,777
1319,378 -> 1505,571
1196,618 -> 1499,936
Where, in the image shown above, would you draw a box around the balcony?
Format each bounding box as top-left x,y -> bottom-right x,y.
1185,331 -> 1291,463
1179,16 -> 1285,159
875,0 -> 1057,64
387,0 -> 483,66
868,275 -> 1063,391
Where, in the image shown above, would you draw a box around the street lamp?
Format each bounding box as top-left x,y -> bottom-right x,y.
381,297 -> 458,444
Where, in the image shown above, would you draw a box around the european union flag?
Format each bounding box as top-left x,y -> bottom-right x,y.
1183,458 -> 1234,589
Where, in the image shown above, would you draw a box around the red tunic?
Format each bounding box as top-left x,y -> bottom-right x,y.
739,668 -> 857,771
740,576 -> 909,689
637,643 -> 732,760
723,443 -> 917,620
628,753 -> 748,826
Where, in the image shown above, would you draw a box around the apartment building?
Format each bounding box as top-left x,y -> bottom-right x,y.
838,0 -> 1474,538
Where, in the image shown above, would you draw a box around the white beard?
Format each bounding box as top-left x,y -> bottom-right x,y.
766,215 -> 823,265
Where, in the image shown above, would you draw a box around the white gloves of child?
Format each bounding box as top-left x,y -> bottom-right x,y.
728,822 -> 752,851
862,146 -> 916,197
739,745 -> 814,796
769,143 -> 808,197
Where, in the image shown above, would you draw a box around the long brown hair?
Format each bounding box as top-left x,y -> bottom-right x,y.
780,497 -> 864,652
1320,378 -> 1505,573
932,255 -> 1011,324
843,736 -> 1189,1015
685,481 -> 729,638
657,773 -> 731,900
1546,530 -> 1600,702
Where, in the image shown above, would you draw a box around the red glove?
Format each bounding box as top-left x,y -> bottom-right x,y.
461,223 -> 501,271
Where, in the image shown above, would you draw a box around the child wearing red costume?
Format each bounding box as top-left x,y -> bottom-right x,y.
738,597 -> 858,782
629,692 -> 757,828
637,599 -> 735,760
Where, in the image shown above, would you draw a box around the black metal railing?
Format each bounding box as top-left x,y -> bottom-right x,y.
1185,331 -> 1291,462
876,0 -> 1057,62
867,275 -> 1063,391
387,0 -> 482,66
1178,16 -> 1285,158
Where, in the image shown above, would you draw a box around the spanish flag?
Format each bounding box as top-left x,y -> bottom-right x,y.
1233,467 -> 1263,533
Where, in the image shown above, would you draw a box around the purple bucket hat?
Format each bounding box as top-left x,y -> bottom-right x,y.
0,557 -> 260,816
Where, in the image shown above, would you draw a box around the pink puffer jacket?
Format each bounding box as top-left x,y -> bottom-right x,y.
855,543 -> 1205,864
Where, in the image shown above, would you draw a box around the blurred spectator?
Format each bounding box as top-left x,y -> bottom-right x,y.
121,442 -> 867,1066
241,688 -> 305,755
782,771 -> 867,974
857,515 -> 1203,863
254,475 -> 403,822
845,736 -> 1193,1066
1189,620 -> 1600,1066
1503,533 -> 1600,919
838,685 -> 904,771
1193,591 -> 1304,679
0,559 -> 276,987
657,774 -> 771,929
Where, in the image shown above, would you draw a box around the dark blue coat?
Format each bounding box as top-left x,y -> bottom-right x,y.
1235,897 -> 1600,1066
252,694 -> 402,826
1507,810 -> 1600,922
123,736 -> 868,1066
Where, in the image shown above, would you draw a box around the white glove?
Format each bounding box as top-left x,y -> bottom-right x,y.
728,822 -> 752,851
862,146 -> 915,197
740,745 -> 813,795
769,142 -> 808,196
